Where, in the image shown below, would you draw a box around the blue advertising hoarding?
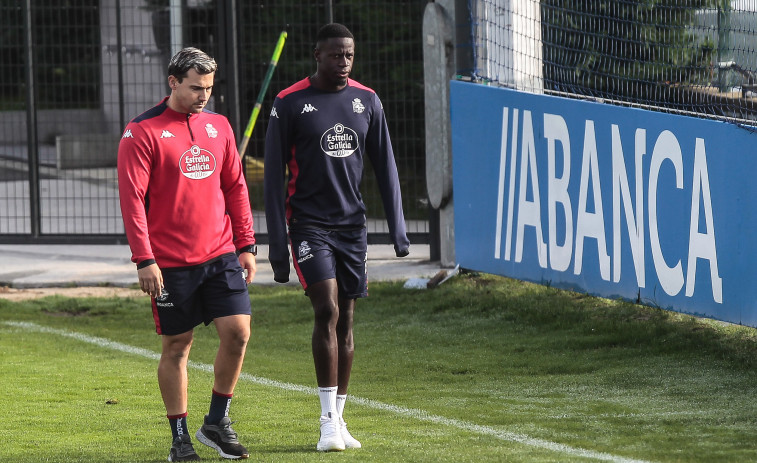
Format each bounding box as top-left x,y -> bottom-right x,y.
450,80 -> 757,326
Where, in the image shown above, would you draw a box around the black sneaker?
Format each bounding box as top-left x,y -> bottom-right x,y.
195,416 -> 249,459
168,434 -> 201,462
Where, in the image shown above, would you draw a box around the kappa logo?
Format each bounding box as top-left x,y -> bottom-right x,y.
301,103 -> 318,114
205,123 -> 218,138
270,106 -> 279,118
122,129 -> 133,139
352,98 -> 365,114
160,130 -> 176,139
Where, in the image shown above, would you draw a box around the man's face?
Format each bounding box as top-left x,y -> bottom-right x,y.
315,37 -> 355,89
168,68 -> 214,114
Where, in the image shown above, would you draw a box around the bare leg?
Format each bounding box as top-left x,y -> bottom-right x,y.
158,330 -> 194,415
336,296 -> 355,395
308,279 -> 340,387
212,314 -> 251,394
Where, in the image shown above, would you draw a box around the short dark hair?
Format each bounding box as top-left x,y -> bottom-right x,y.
167,47 -> 217,81
315,23 -> 354,47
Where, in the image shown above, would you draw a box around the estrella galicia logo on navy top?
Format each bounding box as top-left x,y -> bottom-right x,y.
179,144 -> 216,180
320,123 -> 358,158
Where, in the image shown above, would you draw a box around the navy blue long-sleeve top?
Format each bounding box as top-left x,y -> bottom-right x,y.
263,77 -> 410,281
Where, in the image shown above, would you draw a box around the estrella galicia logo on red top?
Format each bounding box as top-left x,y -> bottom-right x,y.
179,145 -> 216,180
320,123 -> 358,158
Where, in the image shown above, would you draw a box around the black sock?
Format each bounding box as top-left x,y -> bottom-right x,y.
207,389 -> 232,425
168,413 -> 188,441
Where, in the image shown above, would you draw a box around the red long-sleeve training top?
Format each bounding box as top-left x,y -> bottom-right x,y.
118,98 -> 255,268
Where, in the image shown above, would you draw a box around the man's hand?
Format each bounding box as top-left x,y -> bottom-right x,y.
137,263 -> 163,299
238,252 -> 257,284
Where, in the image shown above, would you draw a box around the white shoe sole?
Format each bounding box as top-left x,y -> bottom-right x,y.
317,439 -> 346,452
196,428 -> 246,459
343,439 -> 362,449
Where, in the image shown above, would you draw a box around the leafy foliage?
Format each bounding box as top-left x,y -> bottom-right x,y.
0,0 -> 101,110
542,0 -> 718,107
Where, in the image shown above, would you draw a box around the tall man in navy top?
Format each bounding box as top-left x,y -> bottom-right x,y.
264,23 -> 410,452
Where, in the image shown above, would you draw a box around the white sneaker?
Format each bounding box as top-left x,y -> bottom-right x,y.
340,418 -> 362,449
317,413 -> 345,452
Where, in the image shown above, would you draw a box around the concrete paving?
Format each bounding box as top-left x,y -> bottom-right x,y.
0,243 -> 445,288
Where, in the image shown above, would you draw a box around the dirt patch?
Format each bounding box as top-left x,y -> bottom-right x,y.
0,286 -> 147,301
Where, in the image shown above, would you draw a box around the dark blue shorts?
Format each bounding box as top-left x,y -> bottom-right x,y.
289,227 -> 368,299
151,253 -> 252,335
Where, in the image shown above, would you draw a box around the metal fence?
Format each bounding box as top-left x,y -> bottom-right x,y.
468,0 -> 757,126
0,0 -> 429,244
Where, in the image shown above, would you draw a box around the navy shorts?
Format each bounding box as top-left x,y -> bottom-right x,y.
152,253 -> 252,335
289,227 -> 368,299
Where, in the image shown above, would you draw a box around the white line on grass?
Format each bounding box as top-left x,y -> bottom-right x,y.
4,321 -> 653,463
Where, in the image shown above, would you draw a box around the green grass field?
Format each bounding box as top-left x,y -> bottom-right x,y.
1,273 -> 757,462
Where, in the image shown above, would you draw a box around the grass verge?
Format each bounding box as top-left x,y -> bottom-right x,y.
1,273 -> 756,462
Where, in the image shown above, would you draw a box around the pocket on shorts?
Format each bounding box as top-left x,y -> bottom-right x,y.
213,254 -> 249,293
221,264 -> 248,293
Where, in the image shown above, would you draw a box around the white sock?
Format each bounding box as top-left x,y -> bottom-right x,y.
318,386 -> 338,418
336,394 -> 347,419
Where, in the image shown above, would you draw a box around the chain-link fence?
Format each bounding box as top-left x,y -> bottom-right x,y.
0,0 -> 428,243
468,0 -> 757,125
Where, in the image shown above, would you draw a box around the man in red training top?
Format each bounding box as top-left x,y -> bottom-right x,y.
118,47 -> 256,462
